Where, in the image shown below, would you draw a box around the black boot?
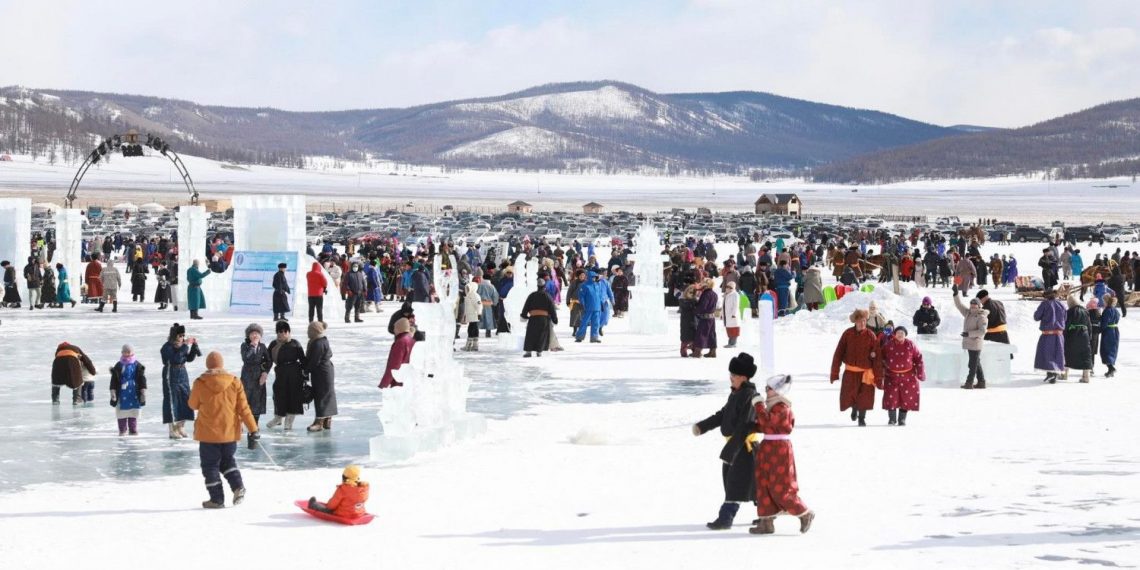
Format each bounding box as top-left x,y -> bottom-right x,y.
850,408 -> 857,422
888,409 -> 897,426
485,330 -> 492,338
706,502 -> 739,530
898,409 -> 908,426
96,301 -> 105,312
1106,365 -> 1116,378
112,301 -> 118,313
857,410 -> 867,427
51,386 -> 60,405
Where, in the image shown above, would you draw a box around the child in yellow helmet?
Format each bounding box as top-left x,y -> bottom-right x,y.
308,465 -> 370,519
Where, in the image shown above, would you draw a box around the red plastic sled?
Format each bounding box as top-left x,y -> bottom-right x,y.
294,500 -> 375,525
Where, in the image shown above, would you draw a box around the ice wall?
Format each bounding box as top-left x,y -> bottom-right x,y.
629,223 -> 668,335
371,253 -> 485,464
0,198 -> 31,302
756,298 -> 776,378
176,205 -> 231,311
52,209 -> 84,297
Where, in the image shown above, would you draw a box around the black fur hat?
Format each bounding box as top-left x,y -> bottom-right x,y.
168,323 -> 186,341
728,352 -> 758,379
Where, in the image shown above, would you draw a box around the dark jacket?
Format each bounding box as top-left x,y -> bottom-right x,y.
305,335 -> 337,417
912,306 -> 941,335
695,380 -> 758,502
268,338 -> 306,416
239,341 -> 271,416
1064,304 -> 1093,370
52,343 -> 96,389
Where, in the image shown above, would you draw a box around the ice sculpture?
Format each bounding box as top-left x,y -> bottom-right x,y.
232,195 -> 314,315
756,298 -> 776,378
629,223 -> 668,335
917,338 -> 1017,386
52,208 -> 84,299
370,253 -> 486,464
176,205 -> 233,311
499,253 -> 529,347
0,199 -> 32,301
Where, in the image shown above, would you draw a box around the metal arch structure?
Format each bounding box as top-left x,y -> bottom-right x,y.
64,132 -> 199,208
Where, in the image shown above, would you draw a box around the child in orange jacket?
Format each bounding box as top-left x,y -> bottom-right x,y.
308,465 -> 370,519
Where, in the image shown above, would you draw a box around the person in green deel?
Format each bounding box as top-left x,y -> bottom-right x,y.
187,259 -> 210,320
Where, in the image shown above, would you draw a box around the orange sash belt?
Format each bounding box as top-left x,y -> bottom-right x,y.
888,367 -> 912,375
986,324 -> 1007,333
845,364 -> 876,385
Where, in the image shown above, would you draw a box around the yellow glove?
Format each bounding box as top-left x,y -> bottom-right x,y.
744,433 -> 762,453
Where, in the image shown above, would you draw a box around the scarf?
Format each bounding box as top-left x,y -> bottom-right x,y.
120,355 -> 137,365
765,394 -> 791,411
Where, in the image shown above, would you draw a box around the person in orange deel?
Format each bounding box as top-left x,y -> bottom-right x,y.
308,465 -> 370,518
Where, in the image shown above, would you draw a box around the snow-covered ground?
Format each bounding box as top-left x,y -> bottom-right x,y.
1,151 -> 1137,222
1,239 -> 1138,568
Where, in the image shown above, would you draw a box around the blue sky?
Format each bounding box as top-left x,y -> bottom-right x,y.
1,0 -> 1138,127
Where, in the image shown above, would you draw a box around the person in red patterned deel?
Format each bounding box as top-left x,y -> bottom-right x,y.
879,326 -> 925,426
749,373 -> 814,535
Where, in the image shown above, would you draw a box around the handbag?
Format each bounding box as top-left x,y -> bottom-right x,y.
301,382 -> 314,405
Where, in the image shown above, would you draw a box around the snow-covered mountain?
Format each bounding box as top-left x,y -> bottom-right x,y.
1,81 -> 958,172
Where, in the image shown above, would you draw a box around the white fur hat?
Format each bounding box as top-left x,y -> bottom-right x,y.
766,374 -> 792,395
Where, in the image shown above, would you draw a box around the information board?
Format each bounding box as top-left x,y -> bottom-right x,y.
229,251 -> 297,315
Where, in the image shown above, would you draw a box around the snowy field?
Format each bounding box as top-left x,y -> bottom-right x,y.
0,152 -> 1137,222
1,239 -> 1139,568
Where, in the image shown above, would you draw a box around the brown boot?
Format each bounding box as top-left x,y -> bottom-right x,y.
680,343 -> 689,358
704,348 -> 717,358
749,517 -> 775,535
799,511 -> 815,534
322,417 -> 332,430
689,348 -> 703,358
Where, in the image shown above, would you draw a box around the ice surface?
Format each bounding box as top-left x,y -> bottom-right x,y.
371,254 -> 486,463
628,223 -> 668,335
0,198 -> 31,300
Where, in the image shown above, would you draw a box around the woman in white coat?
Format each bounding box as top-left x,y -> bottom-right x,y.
721,282 -> 743,348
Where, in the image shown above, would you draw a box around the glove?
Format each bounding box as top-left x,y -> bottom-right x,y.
960,331 -> 968,338
247,431 -> 261,450
691,424 -> 701,436
139,390 -> 146,406
110,397 -> 117,408
744,433 -> 762,453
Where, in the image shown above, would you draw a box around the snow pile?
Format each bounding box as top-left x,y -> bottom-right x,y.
441,126 -> 570,159
454,85 -> 652,123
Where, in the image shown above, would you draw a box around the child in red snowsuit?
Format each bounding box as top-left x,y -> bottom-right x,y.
308,465 -> 371,519
750,374 -> 814,535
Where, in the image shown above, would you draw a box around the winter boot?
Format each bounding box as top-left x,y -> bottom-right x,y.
266,415 -> 283,429
168,423 -> 183,440
173,305 -> 178,311
524,351 -> 532,358
680,343 -> 689,358
975,380 -> 986,389
1047,372 -> 1057,384
112,301 -> 118,313
706,502 -> 740,530
704,348 -> 717,358
888,409 -> 897,426
850,408 -> 857,422
471,337 -> 479,352
1107,365 -> 1116,378
690,348 -> 703,358
232,487 -> 246,506
799,511 -> 816,534
322,417 -> 331,430
72,390 -> 82,406
118,418 -> 129,436
284,415 -> 296,431
96,301 -> 105,312
127,417 -> 138,435
590,337 -> 601,343
898,410 -> 908,426
345,312 -> 352,323
307,418 -> 325,432
1080,369 -> 1090,383
485,330 -> 492,338
51,386 -> 60,405
857,410 -> 867,427
176,421 -> 189,438
748,517 -> 776,535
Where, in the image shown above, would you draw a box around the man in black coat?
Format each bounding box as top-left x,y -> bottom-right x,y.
520,279 -> 558,358
343,262 -> 365,323
692,353 -> 759,530
975,290 -> 1010,344
272,263 -> 291,321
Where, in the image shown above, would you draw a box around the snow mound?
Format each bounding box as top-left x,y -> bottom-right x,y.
441,126 -> 571,159
454,86 -> 652,123
567,427 -> 637,446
